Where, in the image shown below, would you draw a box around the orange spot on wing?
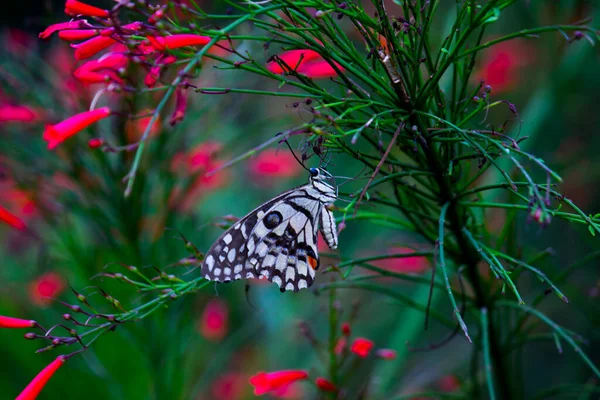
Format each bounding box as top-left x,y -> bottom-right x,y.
308,256 -> 319,270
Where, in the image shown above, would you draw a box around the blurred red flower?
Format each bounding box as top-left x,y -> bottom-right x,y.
212,372 -> 245,400
350,337 -> 373,358
0,315 -> 35,329
334,336 -> 346,354
70,22 -> 141,60
373,247 -> 430,274
74,53 -> 128,84
29,272 -> 66,307
43,106 -> 111,149
249,149 -> 302,181
0,206 -> 27,231
315,377 -> 337,392
198,298 -> 228,341
249,370 -> 308,396
437,375 -> 461,392
268,49 -> 342,79
16,356 -> 66,400
476,40 -> 534,94
0,105 -> 39,123
375,348 -> 397,360
125,113 -> 162,142
65,0 -> 109,18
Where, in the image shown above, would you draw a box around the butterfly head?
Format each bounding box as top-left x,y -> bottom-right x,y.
308,167 -> 337,200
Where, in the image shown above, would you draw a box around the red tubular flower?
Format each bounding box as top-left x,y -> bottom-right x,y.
147,34 -> 212,51
249,149 -> 302,180
0,206 -> 27,231
29,272 -> 66,307
64,0 -> 109,18
71,22 -> 141,60
268,49 -> 343,79
198,298 -> 228,341
43,106 -> 111,149
0,105 -> 38,122
375,348 -> 397,360
38,20 -> 92,40
315,377 -> 337,392
16,356 -> 66,400
350,338 -> 374,358
0,315 -> 35,329
58,29 -> 98,41
73,53 -> 127,84
249,370 -> 308,396
169,86 -> 188,125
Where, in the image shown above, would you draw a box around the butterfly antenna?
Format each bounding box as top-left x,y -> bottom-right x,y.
276,132 -> 310,172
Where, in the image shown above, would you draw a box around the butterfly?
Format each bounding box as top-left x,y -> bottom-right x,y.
201,167 -> 338,292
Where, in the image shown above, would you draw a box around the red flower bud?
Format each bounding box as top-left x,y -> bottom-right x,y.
16,356 -> 66,400
249,370 -> 308,396
88,138 -> 104,148
375,348 -> 397,360
0,207 -> 27,231
148,6 -> 166,24
315,377 -> 337,392
0,105 -> 38,122
64,0 -> 109,18
0,315 -> 35,328
350,337 -> 374,358
341,322 -> 351,336
43,107 -> 111,149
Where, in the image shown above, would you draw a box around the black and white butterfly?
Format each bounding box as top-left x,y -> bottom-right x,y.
201,167 -> 338,292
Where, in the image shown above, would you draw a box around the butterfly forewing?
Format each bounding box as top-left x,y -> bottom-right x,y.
201,169 -> 337,292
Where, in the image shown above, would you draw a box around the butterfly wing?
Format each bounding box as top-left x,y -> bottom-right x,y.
201,184 -> 323,292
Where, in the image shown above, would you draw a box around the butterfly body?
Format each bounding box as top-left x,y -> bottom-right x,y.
202,168 -> 338,292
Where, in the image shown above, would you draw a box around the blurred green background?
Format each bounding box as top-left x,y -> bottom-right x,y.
0,1 -> 599,399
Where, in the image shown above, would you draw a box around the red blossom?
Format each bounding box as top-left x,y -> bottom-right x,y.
373,247 -> 430,274
375,348 -> 397,360
341,322 -> 351,336
58,29 -> 98,41
0,206 -> 27,231
476,40 -> 534,94
198,298 -> 229,341
0,105 -> 38,122
249,149 -> 302,180
88,138 -> 104,148
315,377 -> 337,392
38,20 -> 92,40
268,49 -> 342,79
29,272 -> 66,307
16,356 -> 66,400
0,315 -> 35,329
146,34 -> 212,51
73,53 -> 127,84
350,337 -> 374,358
71,22 -> 141,60
43,106 -> 111,149
249,370 -> 308,396
212,372 -> 245,400
65,0 -> 109,18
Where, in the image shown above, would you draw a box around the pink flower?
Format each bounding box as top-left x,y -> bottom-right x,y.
16,356 -> 66,400
0,315 -> 35,329
0,206 -> 27,231
268,49 -> 342,78
29,272 -> 66,307
64,0 -> 109,18
249,370 -> 308,396
198,298 -> 228,341
249,149 -> 302,180
373,247 -> 430,274
350,338 -> 373,358
0,105 -> 38,122
39,20 -> 92,40
315,377 -> 337,392
43,107 -> 111,149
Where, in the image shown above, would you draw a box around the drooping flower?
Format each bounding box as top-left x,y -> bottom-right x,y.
350,338 -> 374,358
0,105 -> 38,123
39,20 -> 92,40
29,272 -> 66,307
249,370 -> 308,396
198,298 -> 228,341
43,106 -> 111,149
249,149 -> 302,181
16,356 -> 66,400
0,206 -> 27,231
64,0 -> 109,18
476,40 -> 534,94
0,315 -> 35,329
315,377 -> 337,392
268,49 -> 342,79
